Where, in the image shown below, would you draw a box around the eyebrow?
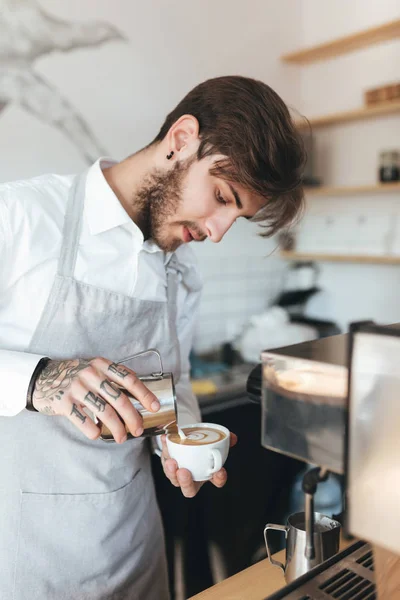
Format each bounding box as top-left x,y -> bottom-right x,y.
228,182 -> 255,220
228,183 -> 243,210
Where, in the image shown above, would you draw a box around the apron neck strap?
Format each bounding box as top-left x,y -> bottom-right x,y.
57,171 -> 88,278
165,254 -> 180,310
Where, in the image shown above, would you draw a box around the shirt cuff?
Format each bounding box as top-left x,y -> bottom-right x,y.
0,350 -> 47,416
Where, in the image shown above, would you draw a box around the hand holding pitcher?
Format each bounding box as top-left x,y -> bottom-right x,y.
32,357 -> 160,443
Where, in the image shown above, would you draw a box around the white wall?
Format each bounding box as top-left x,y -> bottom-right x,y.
297,0 -> 400,331
0,0 -> 303,353
7,2 -> 395,349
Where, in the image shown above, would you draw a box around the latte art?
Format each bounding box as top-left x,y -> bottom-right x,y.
168,426 -> 226,445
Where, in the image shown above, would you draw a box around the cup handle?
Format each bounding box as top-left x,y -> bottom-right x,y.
208,449 -> 223,476
264,524 -> 289,572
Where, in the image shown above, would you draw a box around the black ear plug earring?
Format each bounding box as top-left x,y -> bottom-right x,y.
166,151 -> 174,160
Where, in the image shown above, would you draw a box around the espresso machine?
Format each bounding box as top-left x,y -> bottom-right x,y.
247,321 -> 400,599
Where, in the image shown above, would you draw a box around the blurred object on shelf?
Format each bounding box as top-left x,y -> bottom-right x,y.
278,229 -> 296,252
379,150 -> 400,183
365,81 -> 400,106
277,262 -> 321,317
283,262 -> 319,292
189,350 -> 229,379
191,379 -> 218,396
234,306 -> 317,363
301,131 -> 322,188
276,262 -> 341,340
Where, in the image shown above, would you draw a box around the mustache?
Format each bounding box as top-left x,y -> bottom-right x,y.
181,222 -> 207,241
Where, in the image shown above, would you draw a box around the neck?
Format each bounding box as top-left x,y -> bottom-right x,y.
102,145 -> 161,235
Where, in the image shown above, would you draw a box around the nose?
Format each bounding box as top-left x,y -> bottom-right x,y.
205,214 -> 237,243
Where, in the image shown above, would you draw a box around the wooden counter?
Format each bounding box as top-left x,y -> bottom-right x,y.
189,539 -> 353,600
189,551 -> 285,600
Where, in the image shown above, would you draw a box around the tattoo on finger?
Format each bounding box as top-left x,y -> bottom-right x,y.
100,380 -> 122,401
70,403 -> 87,424
108,363 -> 130,379
84,391 -> 106,413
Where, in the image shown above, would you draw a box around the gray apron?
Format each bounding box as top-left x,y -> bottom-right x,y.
0,172 -> 182,600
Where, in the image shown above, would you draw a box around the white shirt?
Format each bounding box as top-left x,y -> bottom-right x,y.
0,159 -> 202,423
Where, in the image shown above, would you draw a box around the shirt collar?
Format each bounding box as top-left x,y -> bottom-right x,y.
84,158 -> 142,240
83,158 -> 165,255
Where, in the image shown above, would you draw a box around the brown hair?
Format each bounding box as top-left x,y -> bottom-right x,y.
153,75 -> 306,236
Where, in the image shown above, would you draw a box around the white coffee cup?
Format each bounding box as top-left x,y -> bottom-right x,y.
166,422 -> 230,482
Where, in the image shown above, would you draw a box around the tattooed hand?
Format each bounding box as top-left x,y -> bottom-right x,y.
32,358 -> 160,443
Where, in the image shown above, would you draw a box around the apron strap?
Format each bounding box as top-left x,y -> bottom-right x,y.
165,254 -> 181,379
165,254 -> 180,321
57,172 -> 88,278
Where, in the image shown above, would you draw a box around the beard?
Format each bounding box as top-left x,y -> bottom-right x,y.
133,157 -> 204,252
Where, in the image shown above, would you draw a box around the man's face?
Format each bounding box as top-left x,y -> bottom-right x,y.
136,155 -> 263,252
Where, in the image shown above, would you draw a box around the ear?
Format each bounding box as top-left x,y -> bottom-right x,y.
166,115 -> 200,158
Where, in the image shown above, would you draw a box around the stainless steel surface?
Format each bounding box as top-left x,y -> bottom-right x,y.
264,512 -> 341,584
305,468 -> 329,562
264,523 -> 288,572
268,332 -> 348,366
304,493 -> 316,561
348,328 -> 400,556
261,351 -> 347,473
266,542 -> 375,600
259,323 -> 400,474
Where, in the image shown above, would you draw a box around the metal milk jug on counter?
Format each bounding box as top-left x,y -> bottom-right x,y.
264,467 -> 341,584
89,349 -> 177,441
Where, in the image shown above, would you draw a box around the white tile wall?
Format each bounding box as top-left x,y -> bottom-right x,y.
192,220 -> 287,353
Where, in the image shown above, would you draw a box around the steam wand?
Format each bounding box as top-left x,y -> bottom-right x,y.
302,467 -> 329,560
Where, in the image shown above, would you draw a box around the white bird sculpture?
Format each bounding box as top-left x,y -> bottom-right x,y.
0,0 -> 126,162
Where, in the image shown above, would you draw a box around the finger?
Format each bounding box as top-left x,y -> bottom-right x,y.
79,386 -> 128,444
66,401 -> 102,441
176,468 -> 202,498
163,458 -> 180,487
229,432 -> 238,448
210,468 -> 228,488
98,358 -> 160,413
91,377 -> 144,437
161,435 -> 170,458
161,436 -> 180,486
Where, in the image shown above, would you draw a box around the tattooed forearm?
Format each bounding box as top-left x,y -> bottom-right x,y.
33,359 -> 90,402
108,363 -> 130,379
84,391 -> 106,413
70,403 -> 87,424
100,380 -> 122,401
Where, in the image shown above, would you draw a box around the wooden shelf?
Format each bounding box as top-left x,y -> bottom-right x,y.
282,19 -> 400,64
305,182 -> 400,196
296,99 -> 400,129
280,251 -> 400,265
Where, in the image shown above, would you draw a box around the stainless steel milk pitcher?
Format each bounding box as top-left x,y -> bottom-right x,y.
264,511 -> 341,583
89,349 -> 177,441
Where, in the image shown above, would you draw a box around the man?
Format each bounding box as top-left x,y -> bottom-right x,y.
0,76 -> 305,599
